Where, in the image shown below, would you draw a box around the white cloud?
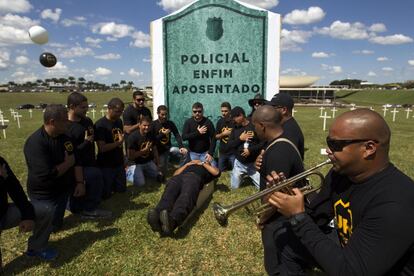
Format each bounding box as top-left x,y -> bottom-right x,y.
316,20 -> 369,40
49,42 -> 66,48
0,13 -> 39,45
281,68 -> 307,76
377,57 -> 389,62
43,61 -> 69,77
368,71 -> 377,77
0,50 -> 10,69
11,71 -> 37,83
92,22 -> 134,38
95,53 -> 121,60
59,46 -> 94,58
84,37 -> 102,48
95,67 -> 112,76
312,52 -> 330,58
352,49 -> 374,55
15,55 -> 29,64
120,72 -> 125,75
130,31 -> 150,48
69,59 -> 75,63
128,68 -> 143,78
281,29 -> 312,52
157,0 -> 278,11
61,16 -> 87,27
0,0 -> 32,13
40,8 -> 62,23
321,64 -> 342,74
409,60 -> 414,66
369,23 -> 386,33
283,7 -> 325,25
382,67 -> 394,72
369,34 -> 413,45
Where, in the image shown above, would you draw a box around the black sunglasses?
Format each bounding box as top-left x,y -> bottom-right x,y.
136,98 -> 145,102
326,137 -> 378,152
192,110 -> 202,114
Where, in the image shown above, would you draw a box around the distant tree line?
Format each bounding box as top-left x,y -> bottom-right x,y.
330,79 -> 414,89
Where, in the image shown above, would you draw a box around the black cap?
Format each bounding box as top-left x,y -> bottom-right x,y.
248,94 -> 266,107
265,93 -> 294,109
230,106 -> 245,118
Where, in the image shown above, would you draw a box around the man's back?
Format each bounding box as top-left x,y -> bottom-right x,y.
283,117 -> 304,160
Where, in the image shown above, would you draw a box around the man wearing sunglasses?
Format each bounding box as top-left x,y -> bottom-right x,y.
266,109 -> 414,275
182,102 -> 216,165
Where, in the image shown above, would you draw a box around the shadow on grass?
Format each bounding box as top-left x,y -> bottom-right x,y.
3,228 -> 119,274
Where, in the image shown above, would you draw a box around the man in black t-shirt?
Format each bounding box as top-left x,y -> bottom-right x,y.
215,102 -> 235,172
95,98 -> 126,199
265,92 -> 304,159
182,102 -> 216,165
147,159 -> 220,235
151,105 -> 187,178
227,106 -> 262,189
67,92 -> 111,219
252,105 -> 304,275
122,90 -> 152,146
267,109 -> 414,275
24,104 -> 85,232
127,116 -> 161,186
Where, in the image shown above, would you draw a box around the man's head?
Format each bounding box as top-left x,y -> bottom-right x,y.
133,90 -> 146,108
192,102 -> 204,121
327,109 -> 390,179
107,98 -> 125,121
67,92 -> 88,118
248,94 -> 265,110
230,106 -> 246,126
43,104 -> 69,135
220,102 -> 231,118
252,105 -> 282,141
157,105 -> 168,123
138,116 -> 152,135
266,93 -> 294,119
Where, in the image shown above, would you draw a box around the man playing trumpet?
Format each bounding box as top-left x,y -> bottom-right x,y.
267,109 -> 414,275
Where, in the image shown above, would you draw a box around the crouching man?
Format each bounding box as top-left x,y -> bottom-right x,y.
147,160 -> 220,235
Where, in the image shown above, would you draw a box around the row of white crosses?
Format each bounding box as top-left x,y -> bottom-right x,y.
382,105 -> 413,122
0,110 -> 9,139
86,109 -> 97,119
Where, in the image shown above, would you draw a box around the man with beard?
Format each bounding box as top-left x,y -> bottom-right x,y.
215,102 -> 235,172
66,92 -> 112,218
267,109 -> 414,275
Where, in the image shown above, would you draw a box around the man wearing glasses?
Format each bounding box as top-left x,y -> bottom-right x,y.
182,102 -> 216,165
123,91 -> 152,141
266,109 -> 414,275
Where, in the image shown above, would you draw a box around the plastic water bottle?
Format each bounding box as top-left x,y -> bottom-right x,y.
243,140 -> 249,149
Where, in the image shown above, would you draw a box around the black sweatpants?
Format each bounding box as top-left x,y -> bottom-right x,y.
156,173 -> 203,225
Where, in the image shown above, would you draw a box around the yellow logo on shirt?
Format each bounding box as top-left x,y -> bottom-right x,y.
112,128 -> 123,142
220,127 -> 232,143
334,199 -> 353,246
64,141 -> 73,152
159,127 -> 170,145
140,141 -> 152,158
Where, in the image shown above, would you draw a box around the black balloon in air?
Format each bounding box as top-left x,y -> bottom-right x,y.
39,52 -> 57,67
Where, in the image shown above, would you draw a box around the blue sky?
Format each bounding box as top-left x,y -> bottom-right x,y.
0,0 -> 413,86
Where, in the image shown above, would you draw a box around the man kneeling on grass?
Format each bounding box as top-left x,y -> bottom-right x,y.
147,160 -> 220,235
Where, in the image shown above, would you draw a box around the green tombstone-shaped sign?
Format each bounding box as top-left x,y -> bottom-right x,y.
152,0 -> 280,132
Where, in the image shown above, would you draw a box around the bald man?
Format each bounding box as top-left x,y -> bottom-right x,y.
267,109 -> 414,275
252,105 -> 304,275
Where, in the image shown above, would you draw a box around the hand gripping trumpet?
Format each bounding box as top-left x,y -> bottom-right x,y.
212,159 -> 332,226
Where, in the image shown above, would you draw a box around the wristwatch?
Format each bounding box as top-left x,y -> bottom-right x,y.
200,161 -> 205,165
289,212 -> 306,226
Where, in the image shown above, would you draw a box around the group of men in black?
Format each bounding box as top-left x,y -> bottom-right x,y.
1,89 -> 414,275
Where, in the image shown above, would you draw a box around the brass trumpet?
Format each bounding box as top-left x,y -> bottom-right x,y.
212,159 -> 332,226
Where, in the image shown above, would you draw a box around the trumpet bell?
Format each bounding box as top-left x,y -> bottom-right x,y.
212,203 -> 228,226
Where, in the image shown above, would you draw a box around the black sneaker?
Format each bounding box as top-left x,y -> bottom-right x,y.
160,210 -> 176,235
147,208 -> 161,232
80,208 -> 113,219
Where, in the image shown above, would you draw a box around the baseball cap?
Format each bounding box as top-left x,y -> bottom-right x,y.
230,106 -> 245,118
266,93 -> 294,109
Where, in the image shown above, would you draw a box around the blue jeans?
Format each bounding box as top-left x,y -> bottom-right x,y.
133,161 -> 159,187
189,151 -> 217,168
218,153 -> 235,172
230,159 -> 260,189
101,166 -> 126,199
0,201 -> 53,251
70,167 -> 104,212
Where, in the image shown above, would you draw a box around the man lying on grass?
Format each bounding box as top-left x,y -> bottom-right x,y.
147,159 -> 220,236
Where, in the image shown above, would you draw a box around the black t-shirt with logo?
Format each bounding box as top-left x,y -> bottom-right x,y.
151,119 -> 184,154
94,116 -> 124,168
24,126 -> 77,200
298,164 -> 414,275
122,104 -> 152,126
215,116 -> 234,154
227,121 -> 263,163
127,130 -> 155,164
67,117 -> 96,167
182,117 -> 216,155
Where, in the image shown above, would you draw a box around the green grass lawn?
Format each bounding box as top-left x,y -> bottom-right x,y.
0,91 -> 413,275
